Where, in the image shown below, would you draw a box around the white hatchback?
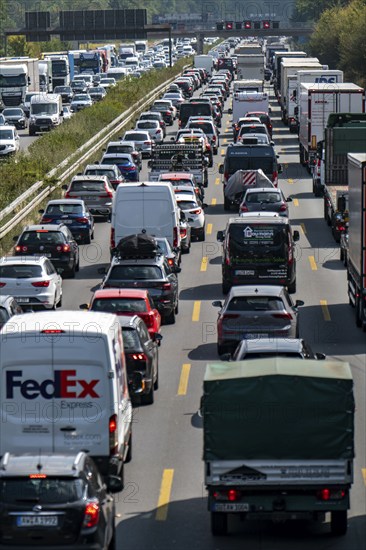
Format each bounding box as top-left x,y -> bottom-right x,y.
0,125 -> 20,156
175,193 -> 206,242
135,119 -> 163,143
0,256 -> 62,309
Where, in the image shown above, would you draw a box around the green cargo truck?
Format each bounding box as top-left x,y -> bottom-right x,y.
202,358 -> 354,536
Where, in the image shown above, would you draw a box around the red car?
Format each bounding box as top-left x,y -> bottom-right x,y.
245,111 -> 273,138
83,288 -> 161,339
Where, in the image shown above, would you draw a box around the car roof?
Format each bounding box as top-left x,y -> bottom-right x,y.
244,187 -> 281,194
85,164 -> 117,171
46,199 -> 86,205
228,285 -> 286,298
160,172 -> 194,179
93,288 -> 149,299
71,175 -> 109,182
239,338 -> 305,353
0,452 -> 87,477
235,212 -> 288,222
22,224 -> 64,231
117,314 -> 141,328
102,153 -> 133,161
0,256 -> 48,265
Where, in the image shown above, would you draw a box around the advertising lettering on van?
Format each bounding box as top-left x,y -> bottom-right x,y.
6,370 -> 100,400
243,226 -> 274,241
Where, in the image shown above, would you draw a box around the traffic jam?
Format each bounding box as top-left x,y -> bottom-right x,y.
0,35 -> 365,550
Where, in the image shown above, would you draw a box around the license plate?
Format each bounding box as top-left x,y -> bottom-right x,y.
244,333 -> 269,339
214,503 -> 249,512
17,515 -> 58,527
236,270 -> 255,275
40,127 -> 49,131
43,253 -> 51,257
62,220 -> 73,224
15,297 -> 30,303
83,196 -> 96,200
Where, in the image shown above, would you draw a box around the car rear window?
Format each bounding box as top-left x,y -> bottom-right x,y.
0,478 -> 84,504
106,145 -> 132,154
137,121 -> 157,129
227,296 -> 284,311
85,169 -> 115,179
92,298 -> 147,312
122,327 -> 141,350
19,231 -> 65,244
177,200 -> 198,210
108,265 -> 162,281
188,122 -> 213,134
125,133 -> 146,141
239,126 -> 267,135
246,192 -> 281,203
46,204 -> 83,214
70,181 -> 105,191
244,352 -> 303,359
0,265 -> 43,278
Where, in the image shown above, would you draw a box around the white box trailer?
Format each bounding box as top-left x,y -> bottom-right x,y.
273,51 -> 307,94
230,91 -> 269,122
236,54 -> 265,80
233,79 -> 264,94
299,82 -> 365,168
279,58 -> 321,111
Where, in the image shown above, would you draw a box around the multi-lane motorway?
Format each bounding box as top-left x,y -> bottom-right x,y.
56,81 -> 366,548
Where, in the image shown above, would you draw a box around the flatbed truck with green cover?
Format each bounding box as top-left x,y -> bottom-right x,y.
202,358 -> 354,536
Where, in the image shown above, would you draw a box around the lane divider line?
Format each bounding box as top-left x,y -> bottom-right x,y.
288,178 -> 294,184
211,198 -> 217,206
155,469 -> 174,521
220,149 -> 225,156
215,177 -> 220,186
300,223 -> 306,235
293,198 -> 299,207
308,256 -> 317,271
207,223 -> 213,235
223,138 -> 227,144
320,300 -> 331,321
362,468 -> 366,486
192,301 -> 201,322
177,363 -> 191,395
200,257 -> 208,272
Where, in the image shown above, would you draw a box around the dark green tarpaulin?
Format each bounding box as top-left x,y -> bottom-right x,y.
203,359 -> 354,461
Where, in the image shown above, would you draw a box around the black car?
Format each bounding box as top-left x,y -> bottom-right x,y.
0,451 -> 122,550
119,315 -> 161,404
100,254 -> 180,324
53,85 -> 73,103
13,223 -> 80,278
1,108 -> 27,129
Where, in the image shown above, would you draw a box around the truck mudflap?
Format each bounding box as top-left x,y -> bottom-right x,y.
206,459 -> 353,486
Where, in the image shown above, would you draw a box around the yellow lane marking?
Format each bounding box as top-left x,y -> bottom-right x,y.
362,469 -> 366,486
210,198 -> 217,206
155,469 -> 174,521
223,138 -> 227,144
309,256 -> 317,271
288,178 -> 293,184
300,223 -> 306,235
293,198 -> 299,207
320,300 -> 331,321
177,363 -> 191,395
215,177 -> 220,186
192,301 -> 201,322
200,257 -> 208,272
221,149 -> 225,155
207,223 -> 213,235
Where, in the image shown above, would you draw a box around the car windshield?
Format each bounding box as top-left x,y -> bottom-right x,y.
92,298 -> 147,312
0,478 -> 84,504
227,155 -> 274,174
19,231 -> 65,245
227,296 -> 284,311
46,204 -> 83,214
103,157 -> 130,166
108,265 -> 162,281
70,181 -> 105,192
54,87 -> 70,93
0,129 -> 14,140
165,179 -> 193,187
73,95 -> 89,101
0,265 -> 43,278
122,327 -> 141,350
3,109 -> 22,116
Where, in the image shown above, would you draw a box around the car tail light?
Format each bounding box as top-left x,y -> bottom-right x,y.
0,282 -> 6,287
167,258 -> 174,266
156,129 -> 162,134
110,228 -> 115,249
128,353 -> 147,361
64,191 -> 72,198
180,227 -> 187,238
56,244 -> 70,252
223,314 -> 240,320
279,204 -> 287,212
162,282 -> 171,290
240,204 -> 249,212
83,502 -> 100,528
31,279 -> 50,288
317,488 -> 346,501
144,141 -> 151,145
191,208 -> 202,215
123,165 -> 136,171
224,172 -> 229,182
271,312 -> 293,320
15,245 -> 28,253
102,186 -> 114,198
41,218 -> 53,223
109,414 -> 118,454
76,217 -> 89,223
142,313 -> 154,328
173,227 -> 178,248
227,489 -> 240,502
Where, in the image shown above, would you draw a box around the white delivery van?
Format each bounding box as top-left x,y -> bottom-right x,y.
29,93 -> 63,135
229,91 -> 269,122
0,311 -> 133,483
111,181 -> 181,253
194,54 -> 214,76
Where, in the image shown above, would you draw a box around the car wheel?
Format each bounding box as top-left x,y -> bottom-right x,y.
164,309 -> 176,325
175,299 -> 179,314
84,233 -> 91,245
288,279 -> 296,294
154,364 -> 159,390
68,263 -> 76,278
75,255 -> 80,272
330,511 -> 348,536
209,156 -> 213,167
198,228 -> 205,242
224,197 -> 231,211
57,292 -> 62,308
125,432 -> 132,463
340,248 -> 344,262
211,512 -> 228,536
222,282 -> 231,294
108,528 -> 116,550
214,147 -> 218,155
142,384 -> 154,405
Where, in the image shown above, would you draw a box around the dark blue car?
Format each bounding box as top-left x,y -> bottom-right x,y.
101,153 -> 139,182
39,199 -> 94,244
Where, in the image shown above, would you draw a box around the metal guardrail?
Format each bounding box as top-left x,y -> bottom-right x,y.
0,68 -> 189,240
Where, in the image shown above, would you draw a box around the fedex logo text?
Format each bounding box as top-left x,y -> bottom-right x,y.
6,370 -> 100,400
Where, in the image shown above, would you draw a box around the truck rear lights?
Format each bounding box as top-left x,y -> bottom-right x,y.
83,502 -> 100,528
129,353 -> 147,361
162,282 -> 171,290
317,488 -> 346,501
228,489 -> 239,501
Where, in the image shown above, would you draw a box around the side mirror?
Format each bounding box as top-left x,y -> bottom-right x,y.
153,333 -> 163,343
97,267 -> 107,275
173,266 -> 182,274
270,141 -> 275,146
220,353 -> 232,361
107,474 -> 124,493
228,108 -> 232,114
147,160 -> 152,168
202,203 -> 208,209
79,303 -> 89,310
216,230 -> 224,242
60,110 -> 64,117
316,352 -> 326,360
295,299 -> 304,307
61,185 -> 68,190
277,164 -> 283,173
13,235 -> 19,242
38,209 -> 44,214
77,172 -> 82,176
293,230 -> 300,242
286,196 -> 293,202
212,300 -> 223,308
218,164 -> 224,174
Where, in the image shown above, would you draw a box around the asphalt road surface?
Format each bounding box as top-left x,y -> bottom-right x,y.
58,82 -> 366,550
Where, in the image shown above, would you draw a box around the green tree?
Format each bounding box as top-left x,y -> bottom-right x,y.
308,5 -> 342,68
338,0 -> 366,86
